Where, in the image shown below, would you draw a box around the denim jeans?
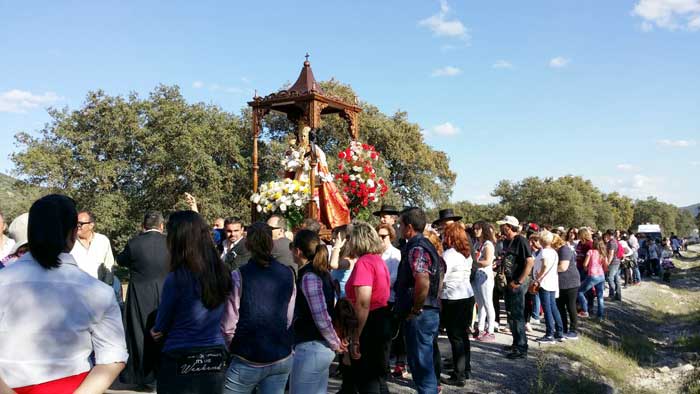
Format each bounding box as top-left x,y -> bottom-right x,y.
404,307 -> 439,394
538,289 -> 563,338
474,270 -> 496,333
290,341 -> 335,394
531,292 -> 541,320
504,278 -> 530,353
577,275 -> 605,318
223,355 -> 293,394
607,264 -> 622,300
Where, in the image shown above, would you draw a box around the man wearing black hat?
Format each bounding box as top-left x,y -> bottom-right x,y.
432,208 -> 463,236
374,205 -> 403,248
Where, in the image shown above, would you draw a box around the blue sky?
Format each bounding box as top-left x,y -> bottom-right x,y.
1,0 -> 699,206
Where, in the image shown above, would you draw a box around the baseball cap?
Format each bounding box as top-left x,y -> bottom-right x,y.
496,215 -> 520,227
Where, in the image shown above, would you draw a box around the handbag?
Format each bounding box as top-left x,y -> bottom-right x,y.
527,280 -> 540,295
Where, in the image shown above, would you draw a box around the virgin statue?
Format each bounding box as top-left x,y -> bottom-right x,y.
290,126 -> 350,229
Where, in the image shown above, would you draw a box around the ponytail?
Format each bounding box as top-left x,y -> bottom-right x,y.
312,243 -> 330,275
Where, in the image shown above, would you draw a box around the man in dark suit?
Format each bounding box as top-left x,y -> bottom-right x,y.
220,217 -> 250,271
117,211 -> 170,389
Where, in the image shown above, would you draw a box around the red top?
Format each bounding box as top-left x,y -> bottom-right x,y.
576,240 -> 593,269
345,254 -> 391,311
14,372 -> 89,394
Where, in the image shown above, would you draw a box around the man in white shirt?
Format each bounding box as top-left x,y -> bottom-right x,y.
70,211 -> 115,281
0,212 -> 16,260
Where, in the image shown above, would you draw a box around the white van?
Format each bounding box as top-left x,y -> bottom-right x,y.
637,224 -> 662,240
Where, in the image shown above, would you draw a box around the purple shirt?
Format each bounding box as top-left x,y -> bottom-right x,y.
301,273 -> 341,351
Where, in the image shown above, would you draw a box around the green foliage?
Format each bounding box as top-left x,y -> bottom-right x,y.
0,173 -> 45,222
491,175 -> 610,228
12,85 -> 248,250
605,192 -> 635,231
632,197 -> 697,236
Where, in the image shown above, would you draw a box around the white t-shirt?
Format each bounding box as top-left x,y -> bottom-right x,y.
0,236 -> 16,260
534,247 -> 559,292
478,240 -> 494,275
381,245 -> 401,302
70,233 -> 115,279
441,248 -> 474,300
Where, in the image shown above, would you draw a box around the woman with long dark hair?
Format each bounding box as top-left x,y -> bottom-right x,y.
151,210 -> 232,393
0,194 -> 127,394
222,222 -> 296,394
439,222 -> 475,386
289,230 -> 347,394
474,222 -> 497,342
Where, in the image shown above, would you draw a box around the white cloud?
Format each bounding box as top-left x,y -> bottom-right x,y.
641,21 -> 655,31
632,0 -> 700,31
598,173 -> 665,199
431,66 -> 462,77
690,14 -> 700,29
656,139 -> 697,147
616,163 -> 640,171
241,77 -> 251,84
432,122 -> 460,136
419,0 -> 470,41
492,60 -> 513,69
0,89 -> 61,113
549,57 -> 570,68
690,161 -> 700,166
192,81 -> 204,89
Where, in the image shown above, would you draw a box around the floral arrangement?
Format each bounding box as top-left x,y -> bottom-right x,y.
335,141 -> 389,213
281,143 -> 310,176
250,179 -> 311,228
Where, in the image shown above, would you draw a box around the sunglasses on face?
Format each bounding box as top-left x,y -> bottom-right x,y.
77,221 -> 93,228
378,234 -> 390,239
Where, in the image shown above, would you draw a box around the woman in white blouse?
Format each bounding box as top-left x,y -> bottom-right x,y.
0,194 -> 127,394
439,222 -> 474,387
533,230 -> 564,343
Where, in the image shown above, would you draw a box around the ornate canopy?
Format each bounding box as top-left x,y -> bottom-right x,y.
248,55 -> 362,223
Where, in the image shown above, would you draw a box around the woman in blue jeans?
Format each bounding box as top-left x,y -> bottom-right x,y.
577,239 -> 608,319
532,231 -> 564,343
221,222 -> 297,394
289,230 -> 347,394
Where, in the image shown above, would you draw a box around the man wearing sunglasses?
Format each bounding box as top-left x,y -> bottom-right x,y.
70,211 -> 116,285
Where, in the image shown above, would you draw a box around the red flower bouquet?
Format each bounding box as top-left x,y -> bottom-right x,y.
335,141 -> 389,215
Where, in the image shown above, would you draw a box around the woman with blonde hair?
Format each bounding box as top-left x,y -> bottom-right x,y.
439,222 -> 475,386
343,221 -> 392,393
533,230 -> 564,343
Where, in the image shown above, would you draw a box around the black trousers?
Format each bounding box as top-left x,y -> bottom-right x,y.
440,297 -> 474,377
344,306 -> 391,394
493,285 -> 503,326
556,287 -> 578,333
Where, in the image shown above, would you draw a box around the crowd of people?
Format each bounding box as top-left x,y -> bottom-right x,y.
0,197 -> 686,394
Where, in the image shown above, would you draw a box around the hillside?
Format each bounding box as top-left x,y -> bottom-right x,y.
0,172 -> 44,221
682,203 -> 700,217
